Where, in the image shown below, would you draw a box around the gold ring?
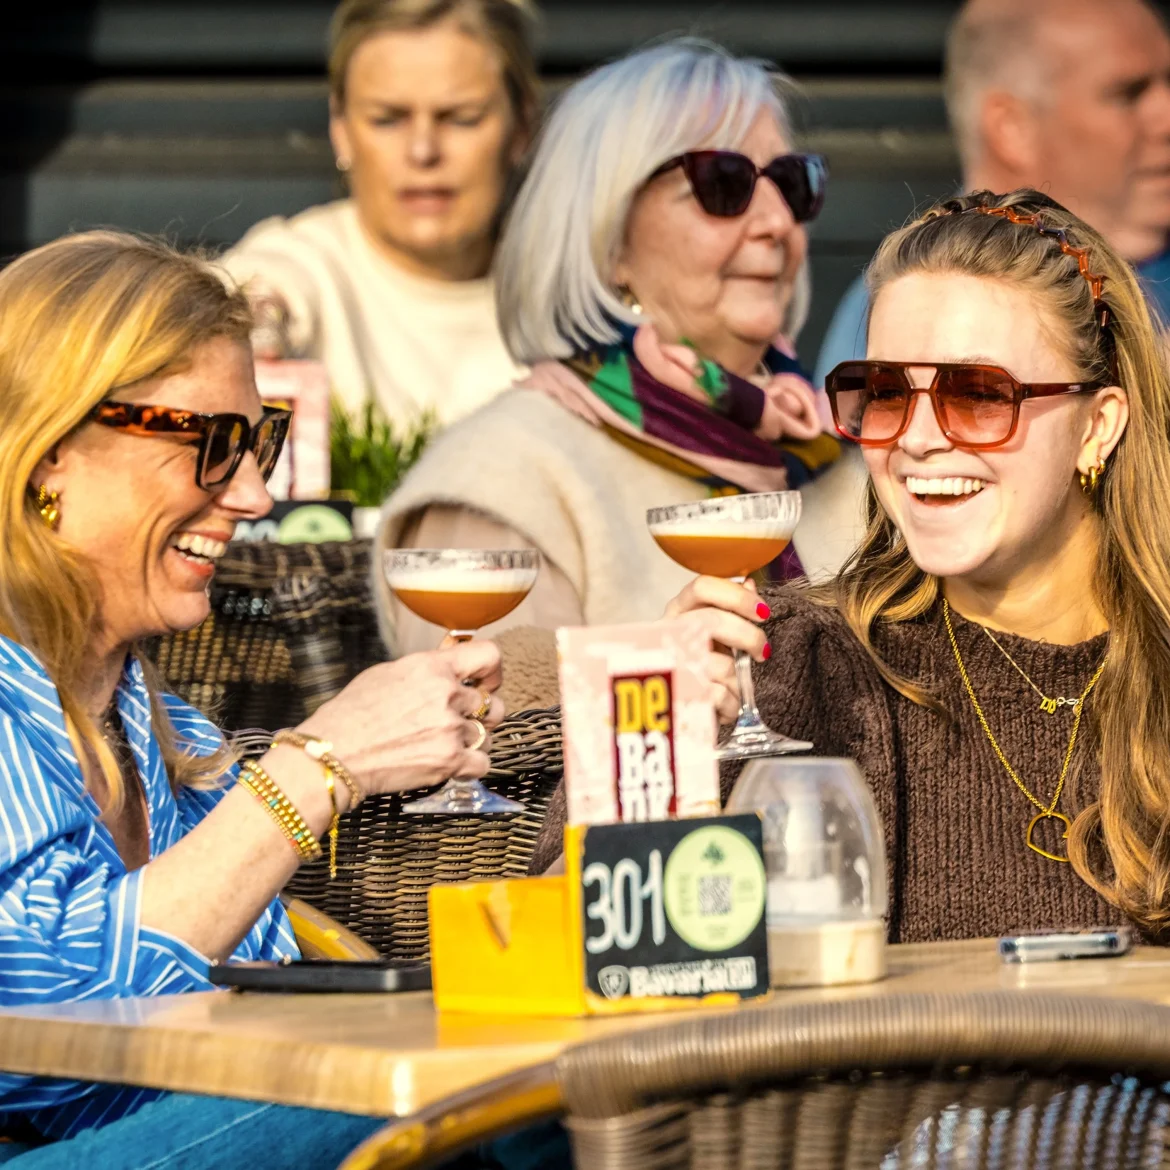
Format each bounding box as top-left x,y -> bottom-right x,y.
472,686 -> 492,721
467,717 -> 488,752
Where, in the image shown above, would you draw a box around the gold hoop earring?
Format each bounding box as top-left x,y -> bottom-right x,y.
35,485 -> 60,530
1079,458 -> 1106,495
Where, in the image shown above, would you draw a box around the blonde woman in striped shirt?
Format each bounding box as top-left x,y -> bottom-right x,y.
0,231 -> 503,1166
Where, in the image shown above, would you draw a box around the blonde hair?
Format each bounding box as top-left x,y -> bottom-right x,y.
821,189 -> 1170,937
0,230 -> 252,813
495,39 -> 806,364
328,0 -> 540,129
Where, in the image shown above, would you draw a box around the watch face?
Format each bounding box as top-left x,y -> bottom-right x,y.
663,824 -> 767,952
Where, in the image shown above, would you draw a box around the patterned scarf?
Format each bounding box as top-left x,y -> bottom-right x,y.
520,322 -> 842,580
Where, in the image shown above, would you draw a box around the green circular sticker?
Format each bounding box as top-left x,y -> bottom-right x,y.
663,825 -> 767,952
277,505 -> 354,544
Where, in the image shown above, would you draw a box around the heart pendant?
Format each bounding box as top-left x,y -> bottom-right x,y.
1026,811 -> 1071,862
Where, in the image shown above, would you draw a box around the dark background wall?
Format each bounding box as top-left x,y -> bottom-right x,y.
2,1 -> 1155,367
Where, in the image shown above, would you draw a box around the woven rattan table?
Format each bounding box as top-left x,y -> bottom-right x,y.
0,940 -> 1168,1121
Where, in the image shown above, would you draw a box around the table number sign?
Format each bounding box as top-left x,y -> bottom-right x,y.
579,814 -> 770,1004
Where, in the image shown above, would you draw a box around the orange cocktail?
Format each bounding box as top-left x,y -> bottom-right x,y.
383,548 -> 539,814
647,491 -> 811,761
649,529 -> 791,579
385,552 -> 538,640
390,578 -> 534,632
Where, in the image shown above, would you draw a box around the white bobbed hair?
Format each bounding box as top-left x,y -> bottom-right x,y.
496,39 -> 805,364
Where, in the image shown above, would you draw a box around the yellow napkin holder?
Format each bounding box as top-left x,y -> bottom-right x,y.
428,823 -> 769,1016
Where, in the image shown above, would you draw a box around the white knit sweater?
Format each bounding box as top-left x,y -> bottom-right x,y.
221,200 -> 522,429
376,388 -> 869,651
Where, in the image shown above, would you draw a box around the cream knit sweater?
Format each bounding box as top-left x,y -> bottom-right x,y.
376,389 -> 869,653
221,200 -> 522,429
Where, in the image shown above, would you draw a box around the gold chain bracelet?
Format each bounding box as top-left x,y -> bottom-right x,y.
271,730 -> 362,879
238,759 -> 322,863
272,730 -> 362,808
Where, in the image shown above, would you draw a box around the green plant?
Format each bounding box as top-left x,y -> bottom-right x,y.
329,400 -> 435,507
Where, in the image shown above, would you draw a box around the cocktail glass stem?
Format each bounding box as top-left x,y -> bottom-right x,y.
400,625 -> 525,815
716,577 -> 813,761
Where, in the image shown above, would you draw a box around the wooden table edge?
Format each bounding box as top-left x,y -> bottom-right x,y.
0,1011 -> 566,1118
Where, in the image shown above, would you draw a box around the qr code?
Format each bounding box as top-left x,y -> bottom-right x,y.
698,874 -> 732,917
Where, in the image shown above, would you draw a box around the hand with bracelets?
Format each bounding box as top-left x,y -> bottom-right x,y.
244,640 -> 505,873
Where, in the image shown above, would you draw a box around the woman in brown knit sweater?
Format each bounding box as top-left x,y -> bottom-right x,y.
535,188 -> 1170,947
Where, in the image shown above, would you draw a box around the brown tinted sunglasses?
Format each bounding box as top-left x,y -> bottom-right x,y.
88,401 -> 291,490
825,361 -> 1106,450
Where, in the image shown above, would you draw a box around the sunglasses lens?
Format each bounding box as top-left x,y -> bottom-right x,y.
828,363 -> 908,443
765,154 -> 828,223
937,368 -> 1017,445
200,417 -> 246,488
254,414 -> 289,481
685,152 -> 757,217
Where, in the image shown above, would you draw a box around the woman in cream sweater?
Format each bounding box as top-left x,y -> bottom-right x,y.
221,0 -> 537,429
378,40 -> 870,653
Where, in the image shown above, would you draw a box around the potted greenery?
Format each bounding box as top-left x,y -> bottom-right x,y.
330,401 -> 434,539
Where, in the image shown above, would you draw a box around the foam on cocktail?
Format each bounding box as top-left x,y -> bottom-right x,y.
384,566 -> 537,594
647,517 -> 796,540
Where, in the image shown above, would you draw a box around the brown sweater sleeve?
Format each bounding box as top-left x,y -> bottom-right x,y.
745,587 -> 894,779
528,587 -> 896,876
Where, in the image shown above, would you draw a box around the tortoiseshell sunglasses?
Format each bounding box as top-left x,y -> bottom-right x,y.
87,402 -> 291,490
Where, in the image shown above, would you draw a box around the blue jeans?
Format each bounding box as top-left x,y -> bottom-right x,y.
0,1095 -> 568,1170
0,1093 -> 385,1169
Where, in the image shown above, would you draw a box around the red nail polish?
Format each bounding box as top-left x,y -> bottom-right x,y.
756,602 -> 771,620
762,642 -> 772,660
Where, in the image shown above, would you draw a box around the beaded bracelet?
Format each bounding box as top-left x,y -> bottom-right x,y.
238,759 -> 322,863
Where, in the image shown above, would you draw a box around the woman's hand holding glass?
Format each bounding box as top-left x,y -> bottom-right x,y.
664,575 -> 773,727
291,641 -> 505,802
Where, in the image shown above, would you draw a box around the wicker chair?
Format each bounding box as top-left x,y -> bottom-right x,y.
152,540 -> 383,732
558,992 -> 1170,1169
338,991 -> 1170,1170
153,539 -> 564,962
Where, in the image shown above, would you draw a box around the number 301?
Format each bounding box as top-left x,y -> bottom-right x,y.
583,851 -> 665,954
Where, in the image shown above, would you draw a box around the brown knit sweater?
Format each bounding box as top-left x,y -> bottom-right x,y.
530,588 -> 1122,944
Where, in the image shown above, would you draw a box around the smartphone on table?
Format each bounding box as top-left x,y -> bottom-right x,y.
998,926 -> 1132,963
209,956 -> 432,993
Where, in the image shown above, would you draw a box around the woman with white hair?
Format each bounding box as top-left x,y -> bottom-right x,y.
378,39 -> 868,653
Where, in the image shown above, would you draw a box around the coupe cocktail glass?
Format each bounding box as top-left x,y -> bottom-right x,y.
384,548 -> 539,813
647,491 -> 812,760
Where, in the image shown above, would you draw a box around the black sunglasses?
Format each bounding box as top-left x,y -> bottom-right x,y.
649,150 -> 829,222
88,401 -> 291,490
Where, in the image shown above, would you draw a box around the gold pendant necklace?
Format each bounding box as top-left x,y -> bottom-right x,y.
979,625 -> 1081,713
942,599 -> 1106,863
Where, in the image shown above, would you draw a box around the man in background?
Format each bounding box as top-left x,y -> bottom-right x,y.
815,0 -> 1170,384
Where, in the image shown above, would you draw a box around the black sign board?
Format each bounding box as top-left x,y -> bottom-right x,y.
579,813 -> 770,1003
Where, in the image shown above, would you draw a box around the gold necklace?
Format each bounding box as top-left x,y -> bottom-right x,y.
979,625 -> 1081,714
942,599 -> 1106,863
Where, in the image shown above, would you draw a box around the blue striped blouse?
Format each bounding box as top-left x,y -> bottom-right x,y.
0,635 -> 298,1140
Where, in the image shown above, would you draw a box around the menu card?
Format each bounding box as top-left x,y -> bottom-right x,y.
558,620 -> 719,827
